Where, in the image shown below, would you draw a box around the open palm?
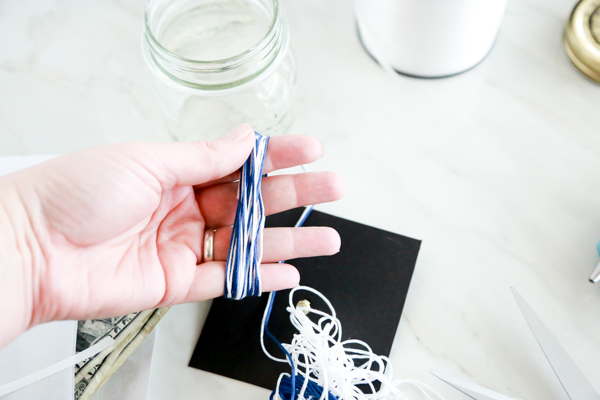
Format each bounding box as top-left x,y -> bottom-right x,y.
8,124 -> 343,330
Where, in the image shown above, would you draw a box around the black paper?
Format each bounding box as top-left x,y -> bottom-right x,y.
189,208 -> 420,390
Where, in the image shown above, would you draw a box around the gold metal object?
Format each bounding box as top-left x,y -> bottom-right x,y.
564,0 -> 600,83
203,229 -> 215,262
296,299 -> 311,315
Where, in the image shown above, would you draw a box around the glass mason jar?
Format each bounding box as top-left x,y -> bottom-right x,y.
142,0 -> 296,141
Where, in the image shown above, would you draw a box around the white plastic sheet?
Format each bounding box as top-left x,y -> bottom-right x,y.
0,155 -> 155,400
0,321 -> 77,400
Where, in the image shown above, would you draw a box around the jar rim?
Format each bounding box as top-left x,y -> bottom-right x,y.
143,0 -> 280,65
141,27 -> 289,92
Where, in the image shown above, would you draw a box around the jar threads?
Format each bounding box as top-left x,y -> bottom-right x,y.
142,0 -> 297,141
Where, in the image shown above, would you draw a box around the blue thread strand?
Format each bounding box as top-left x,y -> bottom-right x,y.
263,291 -> 297,399
225,145 -> 331,398
270,375 -> 338,400
263,205 -> 337,400
224,132 -> 270,299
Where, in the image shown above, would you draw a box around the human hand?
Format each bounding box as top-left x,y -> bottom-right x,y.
0,124 -> 344,347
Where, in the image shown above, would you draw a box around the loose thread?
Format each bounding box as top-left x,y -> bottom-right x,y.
273,374 -> 337,400
261,204 -> 335,400
262,204 -> 315,400
227,158 -> 444,400
224,132 -> 270,300
266,286 -> 446,400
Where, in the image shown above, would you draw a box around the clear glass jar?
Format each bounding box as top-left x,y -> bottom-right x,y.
142,0 -> 296,141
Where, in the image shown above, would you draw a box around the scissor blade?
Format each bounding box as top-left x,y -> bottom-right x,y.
511,288 -> 600,400
430,369 -> 518,400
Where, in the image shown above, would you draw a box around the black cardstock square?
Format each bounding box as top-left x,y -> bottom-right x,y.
189,208 -> 421,390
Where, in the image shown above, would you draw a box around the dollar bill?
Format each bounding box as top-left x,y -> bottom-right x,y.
74,307 -> 169,400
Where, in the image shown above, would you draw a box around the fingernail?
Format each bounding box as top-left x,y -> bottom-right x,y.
226,123 -> 253,142
318,139 -> 325,157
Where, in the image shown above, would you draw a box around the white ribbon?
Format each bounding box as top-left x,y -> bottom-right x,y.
0,337 -> 115,398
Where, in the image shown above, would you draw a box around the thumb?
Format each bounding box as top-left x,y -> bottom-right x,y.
138,123 -> 255,188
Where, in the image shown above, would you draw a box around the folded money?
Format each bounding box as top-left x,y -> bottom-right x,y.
74,308 -> 168,400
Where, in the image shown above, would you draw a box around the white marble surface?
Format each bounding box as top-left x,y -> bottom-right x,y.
1,0 -> 600,399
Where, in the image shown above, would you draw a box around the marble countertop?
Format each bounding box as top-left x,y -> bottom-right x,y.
2,0 -> 600,399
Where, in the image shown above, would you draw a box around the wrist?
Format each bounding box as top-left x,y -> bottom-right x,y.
0,176 -> 41,348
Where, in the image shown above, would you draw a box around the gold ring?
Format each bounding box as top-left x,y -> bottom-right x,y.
203,229 -> 215,262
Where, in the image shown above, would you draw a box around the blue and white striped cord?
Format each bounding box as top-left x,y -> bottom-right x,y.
224,132 -> 270,300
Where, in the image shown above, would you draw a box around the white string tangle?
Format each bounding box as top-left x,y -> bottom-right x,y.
266,286 -> 446,400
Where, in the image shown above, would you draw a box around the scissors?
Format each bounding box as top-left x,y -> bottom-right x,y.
430,287 -> 600,400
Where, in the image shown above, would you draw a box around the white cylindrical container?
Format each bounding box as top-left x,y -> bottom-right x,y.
356,0 -> 507,78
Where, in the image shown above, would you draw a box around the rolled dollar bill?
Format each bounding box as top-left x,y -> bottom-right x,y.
74,308 -> 169,400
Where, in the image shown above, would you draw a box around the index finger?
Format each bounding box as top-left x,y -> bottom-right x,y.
194,134 -> 323,189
